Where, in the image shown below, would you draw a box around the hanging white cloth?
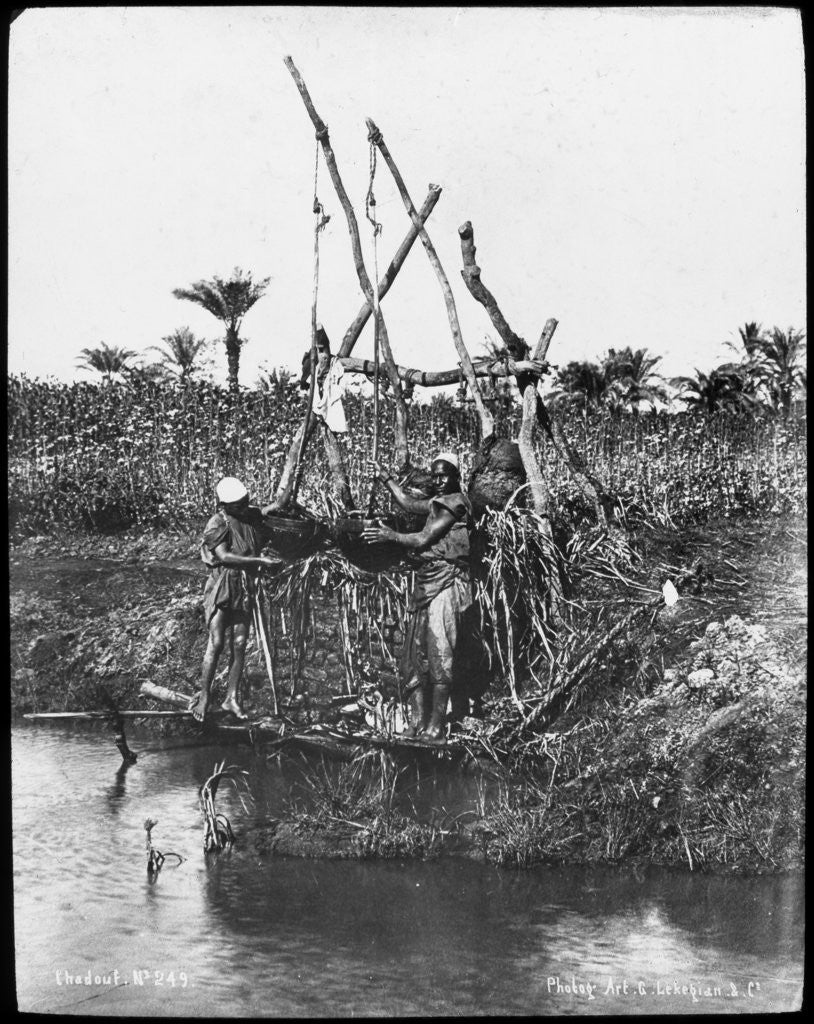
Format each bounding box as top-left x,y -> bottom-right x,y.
312,357 -> 348,433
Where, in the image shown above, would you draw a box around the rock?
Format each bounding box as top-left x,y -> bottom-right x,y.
697,703 -> 743,739
687,668 -> 715,690
716,658 -> 739,679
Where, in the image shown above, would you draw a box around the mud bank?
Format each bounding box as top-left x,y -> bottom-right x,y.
10,518 -> 806,874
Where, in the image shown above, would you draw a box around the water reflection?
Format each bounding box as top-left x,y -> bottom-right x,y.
13,727 -> 803,1017
105,762 -> 133,816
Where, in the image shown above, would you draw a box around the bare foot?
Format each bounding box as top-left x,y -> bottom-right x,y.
221,697 -> 248,721
189,691 -> 208,723
423,725 -> 446,744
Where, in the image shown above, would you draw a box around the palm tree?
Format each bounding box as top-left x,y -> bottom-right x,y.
728,321 -> 767,360
671,364 -> 760,415
755,327 -> 806,418
257,365 -> 298,402
725,323 -> 805,416
549,359 -> 609,409
151,326 -> 211,380
123,362 -> 172,386
76,343 -> 136,382
172,268 -> 270,391
602,347 -> 668,413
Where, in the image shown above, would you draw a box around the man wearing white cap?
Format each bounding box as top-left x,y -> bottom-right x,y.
190,477 -> 281,723
361,452 -> 472,741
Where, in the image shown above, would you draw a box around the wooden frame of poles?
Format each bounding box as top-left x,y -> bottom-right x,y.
276,56 -> 609,538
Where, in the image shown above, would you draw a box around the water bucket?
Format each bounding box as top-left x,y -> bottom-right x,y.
333,513 -> 407,573
264,512 -> 328,561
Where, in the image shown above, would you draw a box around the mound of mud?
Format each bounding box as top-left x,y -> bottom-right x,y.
468,437 -> 526,516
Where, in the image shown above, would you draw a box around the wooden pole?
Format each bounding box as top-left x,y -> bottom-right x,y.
518,318 -> 564,618
24,710 -> 191,720
280,206 -> 325,510
253,587 -> 279,716
458,220 -> 611,527
339,186 -> 442,357
140,681 -> 196,708
458,221 -> 529,361
284,57 -> 411,471
519,319 -> 558,516
338,354 -> 545,387
274,417 -> 316,507
366,117 -> 494,441
319,421 -> 354,508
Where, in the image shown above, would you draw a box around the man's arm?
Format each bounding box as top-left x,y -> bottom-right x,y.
373,460 -> 431,516
360,507 -> 456,552
212,542 -> 278,570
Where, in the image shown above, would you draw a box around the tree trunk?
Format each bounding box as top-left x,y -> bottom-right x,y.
518,320 -> 558,517
320,422 -> 353,508
518,319 -> 564,618
274,417 -> 316,506
458,221 -> 528,361
338,355 -> 538,386
225,328 -> 241,393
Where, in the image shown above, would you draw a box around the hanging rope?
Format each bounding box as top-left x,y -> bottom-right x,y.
365,132 -> 383,512
292,137 -> 331,504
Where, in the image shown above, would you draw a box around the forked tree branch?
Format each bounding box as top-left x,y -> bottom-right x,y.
458,221 -> 528,362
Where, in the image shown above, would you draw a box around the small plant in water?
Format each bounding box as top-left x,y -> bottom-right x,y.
144,817 -> 184,878
199,762 -> 252,854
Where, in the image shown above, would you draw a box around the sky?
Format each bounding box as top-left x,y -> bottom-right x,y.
8,6 -> 806,388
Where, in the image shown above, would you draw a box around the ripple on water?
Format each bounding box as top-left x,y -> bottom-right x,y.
13,727 -> 804,1016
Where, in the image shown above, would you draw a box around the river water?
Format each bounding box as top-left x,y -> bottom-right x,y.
13,726 -> 803,1016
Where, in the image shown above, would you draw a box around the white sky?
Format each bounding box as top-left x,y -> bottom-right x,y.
8,6 -> 806,386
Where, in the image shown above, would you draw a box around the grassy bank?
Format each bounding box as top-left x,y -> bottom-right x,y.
9,374 -> 806,874
10,515 -> 806,875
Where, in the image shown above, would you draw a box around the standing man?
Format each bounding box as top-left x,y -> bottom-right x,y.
190,477 -> 281,723
361,453 -> 473,741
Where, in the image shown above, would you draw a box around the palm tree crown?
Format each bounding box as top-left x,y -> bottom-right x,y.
671,364 -> 759,415
758,327 -> 806,417
726,322 -> 805,416
602,346 -> 667,413
172,267 -> 270,391
151,327 -> 210,380
76,343 -> 136,382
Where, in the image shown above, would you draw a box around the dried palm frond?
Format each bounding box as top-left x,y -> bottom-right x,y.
199,762 -> 252,854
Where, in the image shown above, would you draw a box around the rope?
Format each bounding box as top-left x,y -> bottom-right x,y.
365,133 -> 383,512
292,139 -> 330,503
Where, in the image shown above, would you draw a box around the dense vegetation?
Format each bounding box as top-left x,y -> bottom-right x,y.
7,374 -> 806,538
8,328 -> 806,874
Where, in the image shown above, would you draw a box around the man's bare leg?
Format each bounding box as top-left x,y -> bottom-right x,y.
403,676 -> 429,737
221,618 -> 249,720
190,610 -> 227,722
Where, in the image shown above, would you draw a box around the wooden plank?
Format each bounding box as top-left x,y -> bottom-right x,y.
23,710 -> 190,720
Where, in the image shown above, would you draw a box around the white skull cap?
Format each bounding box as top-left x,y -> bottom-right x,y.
433,451 -> 459,471
216,477 -> 248,503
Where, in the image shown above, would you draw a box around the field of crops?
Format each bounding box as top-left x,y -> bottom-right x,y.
7,375 -> 807,535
